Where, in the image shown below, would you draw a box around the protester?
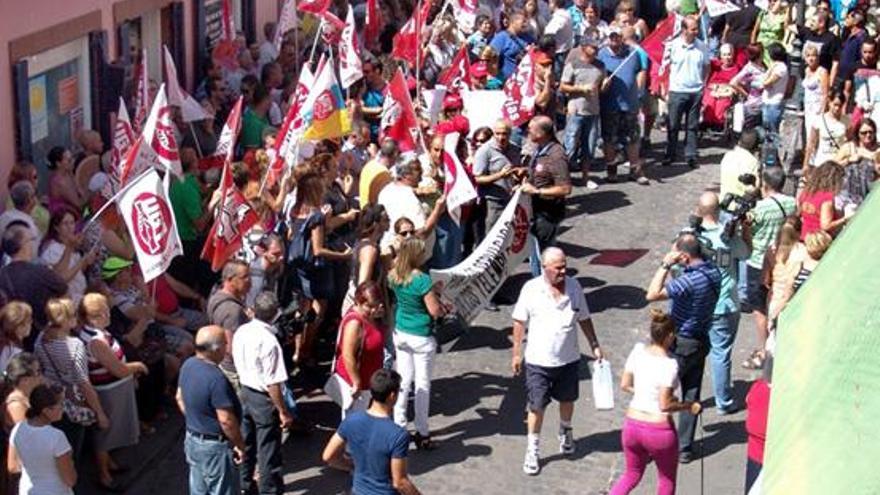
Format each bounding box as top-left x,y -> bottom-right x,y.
333,281 -> 388,418
378,160 -> 446,259
765,217 -> 806,325
177,325 -> 246,495
8,384 -> 77,495
798,161 -> 849,239
745,356 -> 773,493
731,43 -> 767,132
4,352 -> 42,429
232,291 -> 291,495
46,147 -> 86,214
609,309 -> 701,495
207,259 -> 252,389
0,302 -> 32,372
645,234 -> 721,463
802,44 -> 830,135
560,37 -> 603,187
701,43 -> 740,130
322,369 -> 421,495
511,247 -> 603,475
834,118 -> 880,208
79,293 -> 145,489
787,230 -> 834,295
664,17 -> 710,169
38,209 -> 96,307
490,10 -> 536,82
0,181 -> 42,246
388,237 -> 447,449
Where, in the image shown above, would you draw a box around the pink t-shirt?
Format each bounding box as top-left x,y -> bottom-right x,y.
798,190 -> 836,240
746,379 -> 770,462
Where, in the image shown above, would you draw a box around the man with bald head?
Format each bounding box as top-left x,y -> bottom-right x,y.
511,247 -> 604,475
521,116 -> 572,276
694,191 -> 745,416
177,326 -> 246,495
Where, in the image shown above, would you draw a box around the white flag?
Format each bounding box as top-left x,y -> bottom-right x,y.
442,132 -> 477,225
103,98 -> 136,199
163,46 -> 211,122
339,5 -> 363,89
141,84 -> 183,177
275,0 -> 299,52
703,0 -> 740,17
118,169 -> 183,282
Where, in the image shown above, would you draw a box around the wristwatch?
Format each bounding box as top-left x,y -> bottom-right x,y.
660,261 -> 673,270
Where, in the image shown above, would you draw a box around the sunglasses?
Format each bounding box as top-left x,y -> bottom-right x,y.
860,130 -> 875,135
398,230 -> 415,237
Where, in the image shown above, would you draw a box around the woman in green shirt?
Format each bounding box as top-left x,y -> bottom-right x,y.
387,237 -> 447,450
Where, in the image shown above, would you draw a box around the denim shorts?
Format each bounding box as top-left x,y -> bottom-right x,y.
525,360 -> 580,412
744,264 -> 768,313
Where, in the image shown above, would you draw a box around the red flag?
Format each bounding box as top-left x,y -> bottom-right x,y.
221,0 -> 235,41
437,45 -> 472,91
641,15 -> 679,95
392,0 -> 432,66
364,0 -> 383,49
200,97 -> 244,170
201,161 -> 259,271
320,11 -> 346,45
501,49 -> 538,127
297,0 -> 331,15
380,68 -> 421,153
267,66 -> 315,188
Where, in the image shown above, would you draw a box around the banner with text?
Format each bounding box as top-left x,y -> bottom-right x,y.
430,190 -> 533,323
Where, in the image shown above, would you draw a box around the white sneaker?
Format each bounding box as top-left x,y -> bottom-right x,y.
559,427 -> 574,456
523,448 -> 540,475
586,180 -> 599,190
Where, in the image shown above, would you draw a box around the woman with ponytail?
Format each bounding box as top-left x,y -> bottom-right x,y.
609,309 -> 702,495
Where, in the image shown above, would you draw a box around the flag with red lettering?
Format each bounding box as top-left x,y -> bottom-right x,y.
297,0 -> 331,15
103,98 -> 136,199
201,161 -> 259,271
163,46 -> 211,123
320,10 -> 346,45
268,66 -> 315,188
200,97 -> 244,170
642,14 -> 680,95
120,84 -> 182,184
450,0 -> 478,31
437,45 -> 472,91
339,6 -> 363,89
392,0 -> 432,66
364,0 -> 383,49
133,49 -> 150,132
275,0 -> 298,52
380,69 -> 421,153
118,169 -> 183,282
442,132 -> 477,225
501,49 -> 537,127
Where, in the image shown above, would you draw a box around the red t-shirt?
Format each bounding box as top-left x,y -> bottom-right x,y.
334,310 -> 386,390
148,275 -> 179,315
798,190 -> 836,240
746,379 -> 771,463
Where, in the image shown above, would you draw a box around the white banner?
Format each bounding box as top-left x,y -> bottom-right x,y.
430,189 -> 533,323
118,170 -> 183,282
703,0 -> 740,17
461,89 -> 505,137
442,132 -> 478,225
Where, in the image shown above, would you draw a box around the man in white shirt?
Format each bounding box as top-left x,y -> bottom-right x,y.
544,0 -> 574,75
232,291 -> 292,495
378,160 -> 444,257
0,181 -> 41,249
511,247 -> 604,475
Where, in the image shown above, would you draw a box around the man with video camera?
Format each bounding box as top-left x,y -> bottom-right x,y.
740,167 -> 796,371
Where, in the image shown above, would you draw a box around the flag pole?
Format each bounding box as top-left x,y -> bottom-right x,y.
309,17 -> 325,66
83,167 -> 156,230
415,0 -> 423,110
188,123 -> 204,158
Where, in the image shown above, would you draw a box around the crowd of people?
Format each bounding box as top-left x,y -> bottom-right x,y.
0,0 -> 877,493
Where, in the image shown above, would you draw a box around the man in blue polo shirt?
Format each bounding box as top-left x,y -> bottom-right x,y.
597,26 -> 648,184
646,233 -> 721,464
663,16 -> 710,169
489,10 -> 536,82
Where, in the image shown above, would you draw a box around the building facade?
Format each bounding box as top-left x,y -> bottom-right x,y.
0,0 -> 280,193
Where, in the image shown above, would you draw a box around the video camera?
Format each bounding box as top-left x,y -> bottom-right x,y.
274,292 -> 316,342
719,173 -> 759,242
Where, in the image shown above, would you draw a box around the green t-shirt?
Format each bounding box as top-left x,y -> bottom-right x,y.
240,107 -> 269,150
747,194 -> 797,268
169,173 -> 203,241
389,272 -> 434,337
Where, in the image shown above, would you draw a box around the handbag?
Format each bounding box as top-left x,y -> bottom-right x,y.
39,339 -> 97,426
323,311 -> 364,409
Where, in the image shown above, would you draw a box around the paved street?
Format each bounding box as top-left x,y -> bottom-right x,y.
127,133 -> 761,495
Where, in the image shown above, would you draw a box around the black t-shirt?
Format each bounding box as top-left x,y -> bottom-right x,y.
179,357 -> 241,436
798,26 -> 841,71
725,5 -> 760,48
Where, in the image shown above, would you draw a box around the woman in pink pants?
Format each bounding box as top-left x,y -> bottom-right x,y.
610,309 -> 703,495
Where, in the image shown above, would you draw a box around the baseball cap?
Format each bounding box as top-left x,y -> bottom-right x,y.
470,61 -> 489,78
101,256 -> 134,280
442,92 -> 464,111
533,51 -> 552,65
607,25 -> 622,37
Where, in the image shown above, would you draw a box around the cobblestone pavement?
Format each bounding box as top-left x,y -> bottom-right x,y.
128,134 -> 762,495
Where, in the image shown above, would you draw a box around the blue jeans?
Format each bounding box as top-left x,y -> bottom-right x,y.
563,114 -> 599,173
184,433 -> 240,495
666,91 -> 702,161
762,103 -> 783,144
709,311 -> 741,411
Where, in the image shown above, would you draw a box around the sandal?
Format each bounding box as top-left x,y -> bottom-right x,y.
741,350 -> 764,370
412,432 -> 435,450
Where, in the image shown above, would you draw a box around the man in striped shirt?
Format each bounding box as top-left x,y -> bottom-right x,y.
646,233 -> 721,464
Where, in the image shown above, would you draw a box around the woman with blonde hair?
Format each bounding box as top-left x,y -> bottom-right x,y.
79,293 -> 147,489
610,309 -> 701,495
0,302 -> 32,372
787,230 -> 833,296
766,217 -> 807,325
33,298 -> 107,466
388,237 -> 449,450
